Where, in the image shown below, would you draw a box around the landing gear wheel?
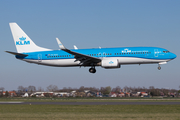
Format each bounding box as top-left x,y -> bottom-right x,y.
158,66 -> 161,70
89,68 -> 96,73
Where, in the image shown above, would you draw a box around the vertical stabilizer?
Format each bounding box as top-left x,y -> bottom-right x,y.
9,23 -> 51,53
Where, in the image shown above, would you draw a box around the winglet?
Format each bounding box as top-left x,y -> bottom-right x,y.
74,45 -> 78,50
56,38 -> 66,50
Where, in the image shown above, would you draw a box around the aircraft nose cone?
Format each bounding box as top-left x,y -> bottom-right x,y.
171,53 -> 177,59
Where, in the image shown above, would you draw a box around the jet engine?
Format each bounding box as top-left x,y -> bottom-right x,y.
101,59 -> 120,69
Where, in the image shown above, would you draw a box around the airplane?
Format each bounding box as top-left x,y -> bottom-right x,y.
6,23 -> 176,73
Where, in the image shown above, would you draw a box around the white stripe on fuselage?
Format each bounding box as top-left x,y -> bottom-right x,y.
23,59 -> 80,67
116,57 -> 170,64
21,57 -> 170,67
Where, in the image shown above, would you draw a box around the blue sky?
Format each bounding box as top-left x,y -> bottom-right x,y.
0,0 -> 180,91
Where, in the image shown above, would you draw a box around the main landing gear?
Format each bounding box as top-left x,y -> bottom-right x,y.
89,66 -> 96,73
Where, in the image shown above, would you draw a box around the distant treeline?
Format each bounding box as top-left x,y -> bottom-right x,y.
0,85 -> 180,96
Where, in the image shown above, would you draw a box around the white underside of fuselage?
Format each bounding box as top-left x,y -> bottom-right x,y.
19,57 -> 171,67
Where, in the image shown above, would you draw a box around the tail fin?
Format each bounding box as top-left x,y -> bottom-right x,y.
9,23 -> 51,53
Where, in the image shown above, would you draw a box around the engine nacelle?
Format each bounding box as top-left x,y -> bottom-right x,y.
101,59 -> 120,69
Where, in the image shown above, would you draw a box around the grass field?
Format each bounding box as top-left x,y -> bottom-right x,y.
0,104 -> 180,120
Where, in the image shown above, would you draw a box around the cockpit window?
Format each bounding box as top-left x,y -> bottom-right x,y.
163,51 -> 169,53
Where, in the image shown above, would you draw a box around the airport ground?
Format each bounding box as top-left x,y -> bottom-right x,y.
0,98 -> 180,120
1,97 -> 180,102
0,104 -> 180,120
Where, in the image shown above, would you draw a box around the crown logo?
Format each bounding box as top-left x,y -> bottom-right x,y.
109,61 -> 114,64
19,37 -> 26,41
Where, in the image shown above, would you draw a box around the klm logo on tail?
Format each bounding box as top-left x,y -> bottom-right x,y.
16,37 -> 30,45
19,37 -> 26,40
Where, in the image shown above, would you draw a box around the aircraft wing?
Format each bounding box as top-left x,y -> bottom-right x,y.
56,38 -> 101,65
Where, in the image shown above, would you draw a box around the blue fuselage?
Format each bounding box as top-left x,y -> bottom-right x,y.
16,47 -> 176,67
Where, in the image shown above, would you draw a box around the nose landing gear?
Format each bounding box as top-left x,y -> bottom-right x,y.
158,65 -> 161,70
89,67 -> 96,73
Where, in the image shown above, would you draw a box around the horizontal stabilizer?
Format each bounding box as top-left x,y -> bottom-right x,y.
5,51 -> 28,57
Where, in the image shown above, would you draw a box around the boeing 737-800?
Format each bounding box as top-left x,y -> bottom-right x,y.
6,23 -> 176,73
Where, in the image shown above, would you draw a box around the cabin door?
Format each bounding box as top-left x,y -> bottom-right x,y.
38,54 -> 42,62
154,49 -> 158,57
